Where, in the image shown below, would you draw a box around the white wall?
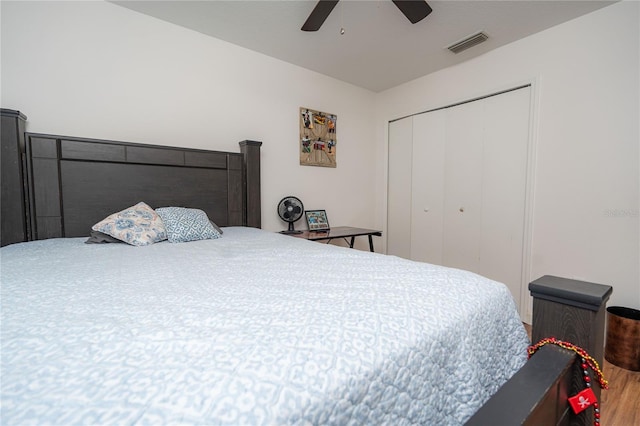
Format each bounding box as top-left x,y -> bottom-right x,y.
0,0 -> 378,247
375,1 -> 640,313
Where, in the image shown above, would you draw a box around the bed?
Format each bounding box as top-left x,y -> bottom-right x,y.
0,110 -> 612,425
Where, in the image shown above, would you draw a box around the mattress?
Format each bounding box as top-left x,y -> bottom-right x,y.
1,227 -> 529,425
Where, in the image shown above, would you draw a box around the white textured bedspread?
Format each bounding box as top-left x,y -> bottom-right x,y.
1,227 -> 528,425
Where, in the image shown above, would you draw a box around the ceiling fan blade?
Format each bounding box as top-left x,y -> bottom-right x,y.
301,0 -> 339,32
392,0 -> 432,24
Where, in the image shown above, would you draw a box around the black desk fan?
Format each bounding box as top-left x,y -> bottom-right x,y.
277,196 -> 304,234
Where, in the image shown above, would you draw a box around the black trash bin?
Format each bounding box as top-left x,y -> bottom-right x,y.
604,306 -> 640,371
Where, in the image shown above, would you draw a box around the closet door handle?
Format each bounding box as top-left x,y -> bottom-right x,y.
459,207 -> 465,213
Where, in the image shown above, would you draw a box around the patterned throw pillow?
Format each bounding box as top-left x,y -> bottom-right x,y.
91,202 -> 167,246
156,207 -> 222,243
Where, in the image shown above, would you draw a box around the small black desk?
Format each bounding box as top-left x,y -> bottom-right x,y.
293,226 -> 382,252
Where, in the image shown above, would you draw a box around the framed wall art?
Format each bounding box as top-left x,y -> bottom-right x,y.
300,107 -> 337,168
305,210 -> 330,231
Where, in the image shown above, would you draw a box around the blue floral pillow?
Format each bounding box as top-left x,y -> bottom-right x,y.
91,202 -> 167,246
156,207 -> 222,243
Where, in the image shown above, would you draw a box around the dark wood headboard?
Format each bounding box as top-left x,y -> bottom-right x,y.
20,132 -> 261,240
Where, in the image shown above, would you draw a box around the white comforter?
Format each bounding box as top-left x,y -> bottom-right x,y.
1,227 -> 528,425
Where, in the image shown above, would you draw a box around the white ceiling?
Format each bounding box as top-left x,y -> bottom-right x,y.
111,0 -> 618,92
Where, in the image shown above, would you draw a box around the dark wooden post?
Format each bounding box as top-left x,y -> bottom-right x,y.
1,109 -> 29,246
239,140 -> 262,228
529,275 -> 613,426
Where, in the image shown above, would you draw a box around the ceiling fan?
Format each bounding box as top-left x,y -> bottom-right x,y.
302,0 -> 433,32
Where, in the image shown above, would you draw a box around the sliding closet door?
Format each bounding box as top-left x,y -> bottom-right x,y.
387,117 -> 413,259
477,88 -> 530,303
387,86 -> 531,312
411,110 -> 446,264
442,101 -> 485,272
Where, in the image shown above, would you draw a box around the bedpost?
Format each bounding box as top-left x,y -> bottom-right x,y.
465,276 -> 612,426
239,140 -> 262,228
529,275 -> 612,425
1,109 -> 29,246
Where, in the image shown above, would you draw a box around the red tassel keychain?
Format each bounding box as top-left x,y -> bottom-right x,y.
528,337 -> 609,425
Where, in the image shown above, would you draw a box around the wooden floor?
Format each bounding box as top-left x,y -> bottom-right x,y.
523,323 -> 640,425
601,358 -> 640,426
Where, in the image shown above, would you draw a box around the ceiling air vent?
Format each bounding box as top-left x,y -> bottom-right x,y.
447,31 -> 488,54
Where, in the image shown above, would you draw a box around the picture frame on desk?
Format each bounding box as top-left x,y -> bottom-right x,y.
305,210 -> 330,231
